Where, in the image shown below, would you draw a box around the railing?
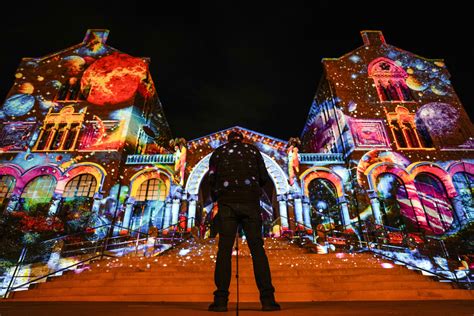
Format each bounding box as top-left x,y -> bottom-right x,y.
298,153 -> 344,164
353,219 -> 473,289
125,154 -> 175,165
269,216 -> 472,289
1,217 -> 195,298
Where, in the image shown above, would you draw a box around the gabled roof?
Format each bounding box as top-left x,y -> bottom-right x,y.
21,29 -> 122,62
188,126 -> 287,151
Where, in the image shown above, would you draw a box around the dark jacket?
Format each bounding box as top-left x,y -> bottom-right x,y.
208,140 -> 270,203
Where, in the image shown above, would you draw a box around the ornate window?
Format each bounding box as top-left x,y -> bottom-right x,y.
414,173 -> 456,234
33,106 -> 85,152
0,175 -> 15,205
21,175 -> 56,211
385,106 -> 432,149
369,58 -> 413,102
54,77 -> 87,102
136,178 -> 167,202
63,174 -> 97,198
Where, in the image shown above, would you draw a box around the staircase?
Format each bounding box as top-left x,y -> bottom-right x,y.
6,237 -> 474,302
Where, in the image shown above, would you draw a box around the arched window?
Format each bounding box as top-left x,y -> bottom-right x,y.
0,175 -> 16,205
63,174 -> 97,198
21,175 -> 56,211
386,106 -> 430,150
452,172 -> 474,219
136,178 -> 167,201
414,173 -> 455,234
308,178 -> 340,228
369,58 -> 413,102
131,178 -> 167,232
376,173 -> 418,231
54,77 -> 86,102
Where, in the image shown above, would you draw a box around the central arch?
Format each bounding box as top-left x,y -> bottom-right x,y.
185,152 -> 289,196
185,151 -> 290,233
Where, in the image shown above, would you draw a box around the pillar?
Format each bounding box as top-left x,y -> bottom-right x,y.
302,196 -> 312,231
122,201 -> 134,229
171,198 -> 181,227
451,195 -> 469,225
338,198 -> 351,227
277,195 -> 289,229
367,190 -> 383,225
293,195 -> 304,227
163,197 -> 173,229
187,195 -> 198,231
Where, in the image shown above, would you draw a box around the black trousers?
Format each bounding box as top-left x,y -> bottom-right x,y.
213,201 -> 275,303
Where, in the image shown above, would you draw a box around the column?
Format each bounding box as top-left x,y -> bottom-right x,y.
187,195 -> 198,231
293,195 -> 304,227
277,195 -> 289,229
367,190 -> 383,225
450,195 -> 468,225
122,200 -> 135,229
171,198 -> 181,227
302,196 -> 312,231
163,197 -> 173,229
338,197 -> 351,228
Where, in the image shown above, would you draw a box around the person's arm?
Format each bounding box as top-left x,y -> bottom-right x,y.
208,150 -> 219,202
256,149 -> 270,187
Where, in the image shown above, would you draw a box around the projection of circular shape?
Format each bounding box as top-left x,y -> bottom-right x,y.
81,53 -> 147,106
2,94 -> 35,117
415,102 -> 460,137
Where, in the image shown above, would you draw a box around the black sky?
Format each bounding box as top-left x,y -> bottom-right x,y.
1,1 -> 473,141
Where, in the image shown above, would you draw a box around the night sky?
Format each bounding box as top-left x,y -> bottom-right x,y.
0,1 -> 472,142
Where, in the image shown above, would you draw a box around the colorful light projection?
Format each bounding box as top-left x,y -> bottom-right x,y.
349,118 -> 390,149
81,53 -> 148,106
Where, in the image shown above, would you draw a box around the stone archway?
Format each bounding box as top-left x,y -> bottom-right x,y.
184,152 -> 290,230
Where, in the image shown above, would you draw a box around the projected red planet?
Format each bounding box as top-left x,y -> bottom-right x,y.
81,52 -> 147,106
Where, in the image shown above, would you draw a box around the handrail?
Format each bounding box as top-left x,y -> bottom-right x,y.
362,246 -> 471,290
2,217 -> 196,298
2,253 -> 115,298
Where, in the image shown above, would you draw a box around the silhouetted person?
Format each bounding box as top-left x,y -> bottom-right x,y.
207,131 -> 280,312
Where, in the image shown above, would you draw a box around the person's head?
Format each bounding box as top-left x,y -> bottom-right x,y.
228,131 -> 244,143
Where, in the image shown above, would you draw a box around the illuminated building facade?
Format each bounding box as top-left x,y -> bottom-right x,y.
0,29 -> 473,246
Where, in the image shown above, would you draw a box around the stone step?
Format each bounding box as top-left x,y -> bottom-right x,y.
55,267 -> 416,280
33,279 -> 447,291
11,288 -> 474,302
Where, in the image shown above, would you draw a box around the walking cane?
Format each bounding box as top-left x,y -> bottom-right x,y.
235,226 -> 240,316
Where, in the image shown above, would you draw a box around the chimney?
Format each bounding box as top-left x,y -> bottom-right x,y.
360,30 -> 386,46
82,29 -> 110,45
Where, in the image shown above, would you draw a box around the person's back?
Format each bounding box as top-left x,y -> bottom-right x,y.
209,140 -> 269,203
207,131 -> 280,312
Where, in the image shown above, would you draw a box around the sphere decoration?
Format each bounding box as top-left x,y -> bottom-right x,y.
430,85 -> 447,96
61,55 -> 86,76
47,80 -> 62,90
37,95 -> 58,111
18,82 -> 35,94
415,103 -> 460,137
80,52 -> 148,106
2,94 -> 35,117
405,75 -> 427,91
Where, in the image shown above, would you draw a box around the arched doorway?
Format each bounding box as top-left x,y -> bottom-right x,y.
375,173 -> 418,231
130,178 -> 167,232
452,172 -> 474,219
186,151 -> 288,237
58,174 -> 97,233
414,173 -> 456,234
308,178 -> 340,233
